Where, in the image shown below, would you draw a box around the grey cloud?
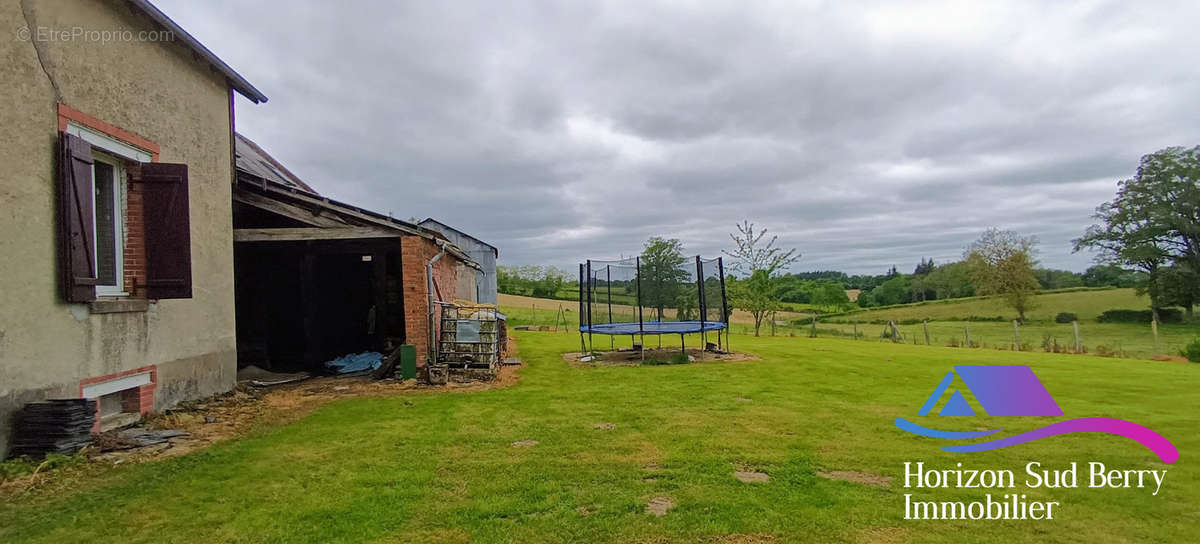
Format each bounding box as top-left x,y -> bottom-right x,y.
157,0 -> 1200,274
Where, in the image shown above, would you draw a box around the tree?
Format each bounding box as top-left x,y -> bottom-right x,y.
1075,146 -> 1200,321
811,280 -> 850,312
639,237 -> 689,321
723,221 -> 801,336
869,275 -> 908,306
1157,264 -> 1199,319
923,261 -> 974,300
965,229 -> 1041,322
1034,269 -> 1083,290
728,270 -> 776,336
722,220 -> 801,276
1081,264 -> 1144,288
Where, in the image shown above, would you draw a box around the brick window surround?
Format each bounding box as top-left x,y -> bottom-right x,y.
58,104 -> 159,299
79,365 -> 157,432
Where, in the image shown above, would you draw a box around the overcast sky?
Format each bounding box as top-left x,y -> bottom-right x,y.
158,0 -> 1200,275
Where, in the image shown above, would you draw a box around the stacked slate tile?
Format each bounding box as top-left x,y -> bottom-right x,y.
7,399 -> 96,458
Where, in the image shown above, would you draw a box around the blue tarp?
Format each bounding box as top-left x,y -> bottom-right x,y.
324,352 -> 384,375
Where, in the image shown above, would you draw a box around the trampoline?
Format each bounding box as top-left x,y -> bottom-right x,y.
578,254 -> 729,355
581,321 -> 727,335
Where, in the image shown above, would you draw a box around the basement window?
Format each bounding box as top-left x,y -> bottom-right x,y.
83,371 -> 152,431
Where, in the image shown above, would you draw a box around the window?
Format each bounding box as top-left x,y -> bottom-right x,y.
91,152 -> 125,296
58,122 -> 192,303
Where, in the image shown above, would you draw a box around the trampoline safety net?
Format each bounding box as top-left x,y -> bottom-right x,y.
578,255 -> 729,347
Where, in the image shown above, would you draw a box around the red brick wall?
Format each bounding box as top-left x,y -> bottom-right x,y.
401,236 -> 461,367
124,175 -> 146,296
79,365 -> 157,432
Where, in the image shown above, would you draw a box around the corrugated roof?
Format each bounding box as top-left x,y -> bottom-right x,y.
128,0 -> 268,103
235,133 -> 318,193
419,218 -> 499,257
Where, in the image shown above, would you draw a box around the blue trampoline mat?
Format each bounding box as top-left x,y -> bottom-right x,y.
581,321 -> 727,335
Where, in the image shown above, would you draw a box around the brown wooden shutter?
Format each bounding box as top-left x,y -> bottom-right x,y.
58,132 -> 97,302
139,163 -> 192,299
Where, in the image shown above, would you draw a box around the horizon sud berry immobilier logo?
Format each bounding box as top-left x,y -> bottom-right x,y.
895,365 -> 1178,464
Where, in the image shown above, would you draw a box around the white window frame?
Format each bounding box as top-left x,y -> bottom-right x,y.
65,121 -> 153,163
64,121 -> 153,298
91,152 -> 126,297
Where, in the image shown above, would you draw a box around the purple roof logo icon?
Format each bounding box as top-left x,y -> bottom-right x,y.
895,365 -> 1178,464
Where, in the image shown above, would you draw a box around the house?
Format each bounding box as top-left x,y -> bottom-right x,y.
0,0 -> 268,454
418,218 -> 499,304
231,135 -> 481,372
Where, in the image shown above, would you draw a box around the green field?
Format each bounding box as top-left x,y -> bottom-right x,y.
829,288 -> 1152,323
3,330 -> 1197,542
503,290 -> 1200,360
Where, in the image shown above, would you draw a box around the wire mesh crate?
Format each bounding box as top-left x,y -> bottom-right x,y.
436,302 -> 500,370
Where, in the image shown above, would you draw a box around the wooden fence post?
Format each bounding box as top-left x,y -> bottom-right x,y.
1012,320 -> 1021,351
923,319 -> 931,345
1072,320 -> 1081,352
888,320 -> 901,343
809,314 -> 817,338
964,320 -> 971,347
853,321 -> 859,340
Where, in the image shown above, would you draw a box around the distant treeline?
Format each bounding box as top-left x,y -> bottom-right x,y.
497,262 -> 1145,312
497,265 -> 574,298
771,262 -> 1145,308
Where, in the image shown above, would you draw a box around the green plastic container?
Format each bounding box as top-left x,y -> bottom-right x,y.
399,345 -> 417,380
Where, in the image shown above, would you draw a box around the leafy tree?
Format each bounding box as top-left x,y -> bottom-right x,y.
728,270 -> 777,335
811,280 -> 850,311
531,268 -> 567,298
1081,264 -> 1145,288
869,276 -> 909,306
965,228 -> 1041,322
856,290 -> 876,308
639,237 -> 689,321
1075,146 -> 1200,321
723,221 -> 801,335
1156,265 -> 1199,319
913,258 -> 936,276
1034,269 -> 1083,290
923,261 -> 974,299
497,265 -> 573,297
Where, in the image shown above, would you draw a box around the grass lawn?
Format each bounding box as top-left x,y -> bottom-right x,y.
829,288 -> 1156,323
3,332 -> 1198,542
815,320 -> 1199,360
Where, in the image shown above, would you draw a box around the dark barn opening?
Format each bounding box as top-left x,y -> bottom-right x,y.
233,238 -> 405,372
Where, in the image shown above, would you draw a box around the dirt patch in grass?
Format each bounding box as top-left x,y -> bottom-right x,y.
2,355 -> 525,499
593,422 -> 616,430
1151,354 -> 1190,363
511,439 -> 539,448
733,471 -> 770,483
705,535 -> 776,544
818,470 -> 892,487
645,496 -> 675,516
852,526 -> 908,543
575,504 -> 600,516
563,348 -> 758,367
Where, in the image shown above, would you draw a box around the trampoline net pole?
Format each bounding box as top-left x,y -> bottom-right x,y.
696,256 -> 706,349
586,260 -> 593,353
578,263 -> 586,353
718,257 -> 729,352
607,265 -> 614,351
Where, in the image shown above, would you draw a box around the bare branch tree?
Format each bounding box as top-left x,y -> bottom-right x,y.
723,221 -> 801,336
722,220 -> 801,276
